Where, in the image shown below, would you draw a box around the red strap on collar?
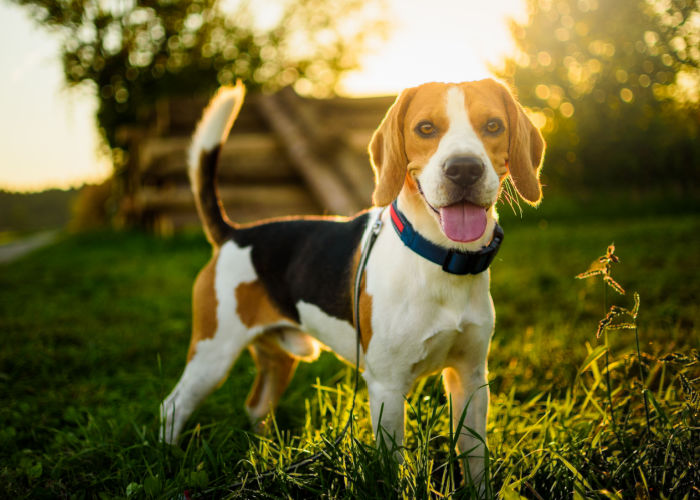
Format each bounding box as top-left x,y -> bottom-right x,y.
389,203 -> 404,233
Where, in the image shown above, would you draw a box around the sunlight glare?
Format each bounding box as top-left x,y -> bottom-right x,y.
339,0 -> 528,96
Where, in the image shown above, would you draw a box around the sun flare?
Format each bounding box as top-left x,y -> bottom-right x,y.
340,0 -> 527,96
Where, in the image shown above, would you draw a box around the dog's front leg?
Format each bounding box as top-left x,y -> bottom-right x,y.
366,378 -> 408,453
442,327 -> 491,492
443,364 -> 489,487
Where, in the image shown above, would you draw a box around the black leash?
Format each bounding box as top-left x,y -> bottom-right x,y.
206,209 -> 385,495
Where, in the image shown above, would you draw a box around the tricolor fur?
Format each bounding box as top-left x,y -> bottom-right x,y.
160,79 -> 545,488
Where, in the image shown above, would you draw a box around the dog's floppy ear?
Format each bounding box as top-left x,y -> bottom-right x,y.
492,80 -> 545,205
369,87 -> 418,207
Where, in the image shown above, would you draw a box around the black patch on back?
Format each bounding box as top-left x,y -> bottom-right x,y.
232,211 -> 371,323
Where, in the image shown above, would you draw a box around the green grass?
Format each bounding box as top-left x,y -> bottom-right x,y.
1,201 -> 698,498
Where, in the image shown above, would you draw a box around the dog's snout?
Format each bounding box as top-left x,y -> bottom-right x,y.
443,156 -> 484,188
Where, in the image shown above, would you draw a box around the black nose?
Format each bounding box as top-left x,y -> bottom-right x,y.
443,156 -> 484,188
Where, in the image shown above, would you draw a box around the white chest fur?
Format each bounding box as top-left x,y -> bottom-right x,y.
362,211 -> 495,389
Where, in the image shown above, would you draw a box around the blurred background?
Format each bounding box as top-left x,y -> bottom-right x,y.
0,0 -> 698,237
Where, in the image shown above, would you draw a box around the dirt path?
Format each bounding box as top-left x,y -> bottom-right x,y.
0,230 -> 58,264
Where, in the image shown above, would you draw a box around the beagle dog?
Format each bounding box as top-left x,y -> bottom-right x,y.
160,79 -> 544,486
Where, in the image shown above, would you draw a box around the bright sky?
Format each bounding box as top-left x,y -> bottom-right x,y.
0,0 -> 527,192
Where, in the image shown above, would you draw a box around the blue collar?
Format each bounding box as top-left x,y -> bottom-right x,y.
389,200 -> 504,275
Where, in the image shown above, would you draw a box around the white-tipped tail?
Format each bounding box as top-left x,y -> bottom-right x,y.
188,81 -> 246,188
188,81 -> 246,245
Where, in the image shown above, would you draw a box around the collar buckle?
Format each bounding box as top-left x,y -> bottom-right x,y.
441,249 -> 490,275
442,249 -> 469,274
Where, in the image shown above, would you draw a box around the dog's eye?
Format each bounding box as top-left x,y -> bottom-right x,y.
415,121 -> 437,138
485,119 -> 503,134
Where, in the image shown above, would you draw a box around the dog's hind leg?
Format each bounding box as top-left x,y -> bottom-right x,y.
245,335 -> 298,424
160,254 -> 249,445
160,331 -> 247,444
245,328 -> 322,424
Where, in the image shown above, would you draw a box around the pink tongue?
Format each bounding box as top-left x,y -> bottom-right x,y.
439,202 -> 487,242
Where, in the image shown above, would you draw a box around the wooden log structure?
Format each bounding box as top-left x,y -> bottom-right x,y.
119,87 -> 395,233
256,93 -> 359,215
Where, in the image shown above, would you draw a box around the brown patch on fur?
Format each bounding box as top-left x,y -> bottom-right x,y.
369,86 -> 421,206
403,83 -> 450,177
358,277 -> 373,352
246,336 -> 298,415
235,280 -> 286,328
371,83 -> 451,206
404,171 -> 420,194
187,254 -> 219,361
459,80 -> 511,180
470,79 -> 544,204
350,246 -> 374,352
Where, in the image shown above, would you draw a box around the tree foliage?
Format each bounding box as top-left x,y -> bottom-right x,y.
11,0 -> 387,151
499,0 -> 700,191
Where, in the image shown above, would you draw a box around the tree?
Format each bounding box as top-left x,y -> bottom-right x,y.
499,0 -> 700,191
10,0 -> 387,176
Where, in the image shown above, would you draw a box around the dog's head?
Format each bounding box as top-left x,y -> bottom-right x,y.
369,79 -> 545,250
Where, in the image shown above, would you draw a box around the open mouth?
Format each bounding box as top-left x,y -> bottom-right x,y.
416,181 -> 489,243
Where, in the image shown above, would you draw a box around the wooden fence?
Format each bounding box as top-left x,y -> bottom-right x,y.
118,88 -> 395,232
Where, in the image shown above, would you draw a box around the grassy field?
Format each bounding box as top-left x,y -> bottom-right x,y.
1,196 -> 698,498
